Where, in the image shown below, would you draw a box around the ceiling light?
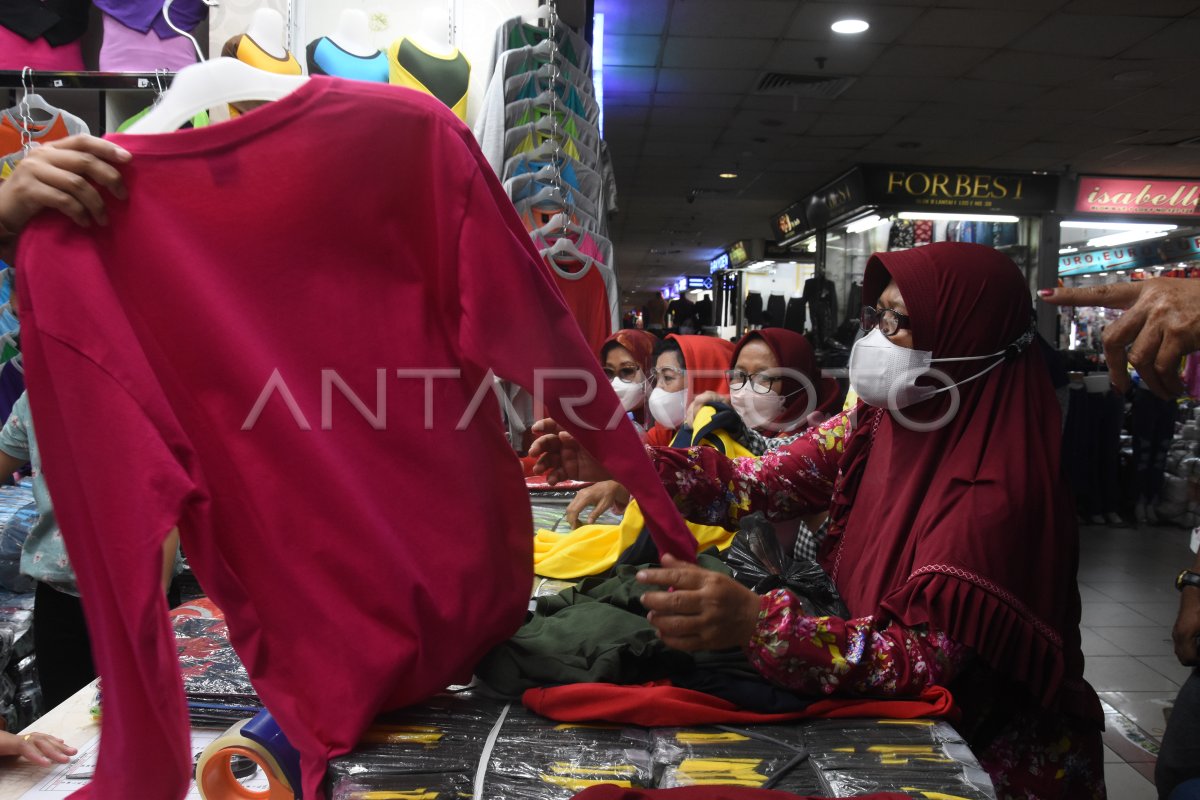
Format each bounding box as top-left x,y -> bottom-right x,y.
718,172 -> 738,179
1116,270 -> 1127,275
1061,221 -> 1176,231
1059,246 -> 1078,255
896,212 -> 1019,223
1086,230 -> 1170,248
845,214 -> 883,234
831,19 -> 869,34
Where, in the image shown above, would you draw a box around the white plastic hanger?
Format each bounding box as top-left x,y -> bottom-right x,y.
162,0 -> 217,63
125,58 -> 308,134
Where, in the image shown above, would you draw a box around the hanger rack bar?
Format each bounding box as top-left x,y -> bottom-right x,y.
0,71 -> 178,91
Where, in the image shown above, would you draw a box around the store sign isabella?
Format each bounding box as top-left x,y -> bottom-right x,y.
1075,176 -> 1200,217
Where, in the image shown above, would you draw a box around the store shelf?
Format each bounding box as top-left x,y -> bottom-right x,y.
0,71 -> 174,91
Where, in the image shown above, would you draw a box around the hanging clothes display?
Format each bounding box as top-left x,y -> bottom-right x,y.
0,97 -> 90,180
387,37 -> 471,121
764,294 -> 786,329
92,0 -> 207,40
744,293 -> 764,327
488,15 -> 592,77
783,297 -> 805,334
801,276 -> 837,345
306,38 -> 389,83
0,0 -> 89,71
16,77 -> 696,800
98,13 -> 198,73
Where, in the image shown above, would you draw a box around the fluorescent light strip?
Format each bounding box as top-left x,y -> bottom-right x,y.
845,214 -> 882,234
896,211 -> 1019,223
593,13 -> 604,137
1059,246 -> 1078,255
1085,230 -> 1170,248
1061,221 -> 1177,231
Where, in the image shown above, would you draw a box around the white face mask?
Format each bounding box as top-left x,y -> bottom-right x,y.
648,386 -> 687,429
730,384 -> 787,430
610,376 -> 646,411
849,327 -> 1029,410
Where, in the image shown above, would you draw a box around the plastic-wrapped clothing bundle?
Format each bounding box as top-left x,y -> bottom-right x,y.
802,718 -> 995,799
173,615 -> 260,727
0,481 -> 37,593
651,726 -> 822,795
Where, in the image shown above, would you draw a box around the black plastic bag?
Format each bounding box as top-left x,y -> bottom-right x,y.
726,513 -> 848,618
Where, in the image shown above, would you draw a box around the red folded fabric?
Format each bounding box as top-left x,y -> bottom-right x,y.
523,681 -> 957,726
570,787 -> 912,800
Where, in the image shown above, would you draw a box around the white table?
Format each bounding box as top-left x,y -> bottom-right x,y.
0,681 -> 98,799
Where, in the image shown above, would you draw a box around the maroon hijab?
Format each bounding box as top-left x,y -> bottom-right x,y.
825,242 -> 1097,720
601,330 -> 659,427
733,329 -> 840,427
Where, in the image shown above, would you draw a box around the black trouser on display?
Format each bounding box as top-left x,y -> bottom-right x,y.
33,581 -> 95,709
1132,385 -> 1177,505
1157,669 -> 1200,800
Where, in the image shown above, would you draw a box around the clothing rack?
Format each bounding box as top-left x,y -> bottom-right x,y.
0,70 -> 175,133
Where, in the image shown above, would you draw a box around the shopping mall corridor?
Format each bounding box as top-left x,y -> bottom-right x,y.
1079,522 -> 1196,798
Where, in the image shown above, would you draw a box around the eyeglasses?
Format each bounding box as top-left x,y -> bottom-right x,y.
861,305 -> 911,337
726,370 -> 782,394
603,364 -> 643,383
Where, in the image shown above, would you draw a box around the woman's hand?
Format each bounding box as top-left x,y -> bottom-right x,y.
0,136 -> 131,237
0,730 -> 77,766
566,480 -> 630,528
1041,280 -> 1200,399
528,418 -> 612,484
637,554 -> 762,651
686,391 -> 728,425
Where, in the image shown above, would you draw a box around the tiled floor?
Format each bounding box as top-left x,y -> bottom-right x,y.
1078,521 -> 1195,799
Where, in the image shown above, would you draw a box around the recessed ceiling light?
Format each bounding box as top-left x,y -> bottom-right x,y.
718,172 -> 738,179
831,19 -> 869,34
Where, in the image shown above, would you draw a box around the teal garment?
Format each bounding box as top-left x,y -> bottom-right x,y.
0,392 -> 76,594
475,554 -> 729,696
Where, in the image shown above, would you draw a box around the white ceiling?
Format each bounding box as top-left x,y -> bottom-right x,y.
594,0 -> 1200,299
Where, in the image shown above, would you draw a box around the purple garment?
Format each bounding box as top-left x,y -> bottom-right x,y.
92,0 -> 207,40
99,13 -> 197,72
1186,353 -> 1200,400
0,361 -> 24,425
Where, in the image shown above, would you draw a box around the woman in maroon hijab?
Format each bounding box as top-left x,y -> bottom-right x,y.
531,243 -> 1105,799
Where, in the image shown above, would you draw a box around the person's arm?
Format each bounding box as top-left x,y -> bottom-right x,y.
0,449 -> 26,480
648,410 -> 852,528
161,527 -> 180,594
1040,280 -> 1200,398
638,555 -> 969,698
0,730 -> 76,765
0,135 -> 131,264
1174,549 -> 1200,666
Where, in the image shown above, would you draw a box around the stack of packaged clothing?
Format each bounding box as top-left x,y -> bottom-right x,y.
0,480 -> 37,729
327,690 -> 995,799
802,718 -> 994,799
171,602 -> 261,727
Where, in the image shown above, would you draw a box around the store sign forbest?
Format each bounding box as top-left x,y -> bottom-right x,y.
862,166 -> 1058,213
1058,233 -> 1200,276
771,202 -> 807,243
709,252 -> 730,274
1074,176 -> 1200,217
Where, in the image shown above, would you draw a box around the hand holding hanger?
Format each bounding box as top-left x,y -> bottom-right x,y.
0,136 -> 131,261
